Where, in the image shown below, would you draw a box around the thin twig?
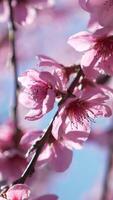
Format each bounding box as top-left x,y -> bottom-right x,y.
7,0 -> 19,136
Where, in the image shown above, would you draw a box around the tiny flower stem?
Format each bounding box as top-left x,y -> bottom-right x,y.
7,0 -> 19,137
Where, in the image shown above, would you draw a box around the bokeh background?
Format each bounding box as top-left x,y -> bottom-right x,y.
0,0 -> 112,199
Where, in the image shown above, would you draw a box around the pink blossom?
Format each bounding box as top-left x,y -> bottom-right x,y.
79,0 -> 113,28
37,55 -> 72,92
0,0 -> 53,25
0,121 -> 14,151
37,55 -> 77,92
0,184 -> 30,200
18,69 -> 62,120
68,28 -> 113,79
0,121 -> 27,182
21,130 -> 89,172
52,85 -> 112,139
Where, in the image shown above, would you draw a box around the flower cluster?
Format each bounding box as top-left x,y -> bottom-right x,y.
19,56 -> 113,172
68,0 -> 113,80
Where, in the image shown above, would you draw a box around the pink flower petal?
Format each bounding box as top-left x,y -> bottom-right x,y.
50,142 -> 73,172
64,131 -> 90,149
7,184 -> 30,200
20,131 -> 43,145
68,31 -> 94,52
25,109 -> 42,120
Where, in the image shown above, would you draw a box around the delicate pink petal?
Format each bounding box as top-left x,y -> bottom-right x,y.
50,142 -> 73,172
64,131 -> 90,149
20,131 -> 43,145
81,49 -> 99,79
39,71 -> 56,88
7,184 -> 30,200
68,31 -> 94,52
25,109 -> 42,120
42,89 -> 55,113
79,0 -> 89,11
37,55 -> 61,69
19,91 -> 38,109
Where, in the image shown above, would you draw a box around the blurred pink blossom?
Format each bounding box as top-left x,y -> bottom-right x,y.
79,0 -> 113,28
21,130 -> 89,172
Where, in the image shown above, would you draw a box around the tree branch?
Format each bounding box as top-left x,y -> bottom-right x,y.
11,67 -> 83,186
7,0 -> 19,138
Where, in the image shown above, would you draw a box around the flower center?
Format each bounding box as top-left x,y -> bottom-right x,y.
66,99 -> 94,128
95,36 -> 113,59
30,81 -> 49,102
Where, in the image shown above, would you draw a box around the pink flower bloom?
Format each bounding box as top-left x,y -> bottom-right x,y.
52,85 -> 112,139
0,121 -> 27,182
0,184 -> 30,200
79,0 -> 113,28
18,69 -> 59,120
0,121 -> 14,151
21,129 -> 89,172
68,28 -> 113,79
37,55 -> 75,92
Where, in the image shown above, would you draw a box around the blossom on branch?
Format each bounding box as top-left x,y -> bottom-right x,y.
0,184 -> 30,200
21,129 -> 89,172
52,85 -> 113,139
68,28 -> 113,79
18,69 -> 63,120
37,55 -> 76,92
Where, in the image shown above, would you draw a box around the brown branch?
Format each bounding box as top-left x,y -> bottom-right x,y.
7,0 -> 19,137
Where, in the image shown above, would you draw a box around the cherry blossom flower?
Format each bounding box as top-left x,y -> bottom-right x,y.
0,184 -> 30,200
52,85 -> 112,139
37,55 -> 76,92
18,69 -> 63,120
68,28 -> 113,79
79,0 -> 113,28
21,129 -> 89,172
